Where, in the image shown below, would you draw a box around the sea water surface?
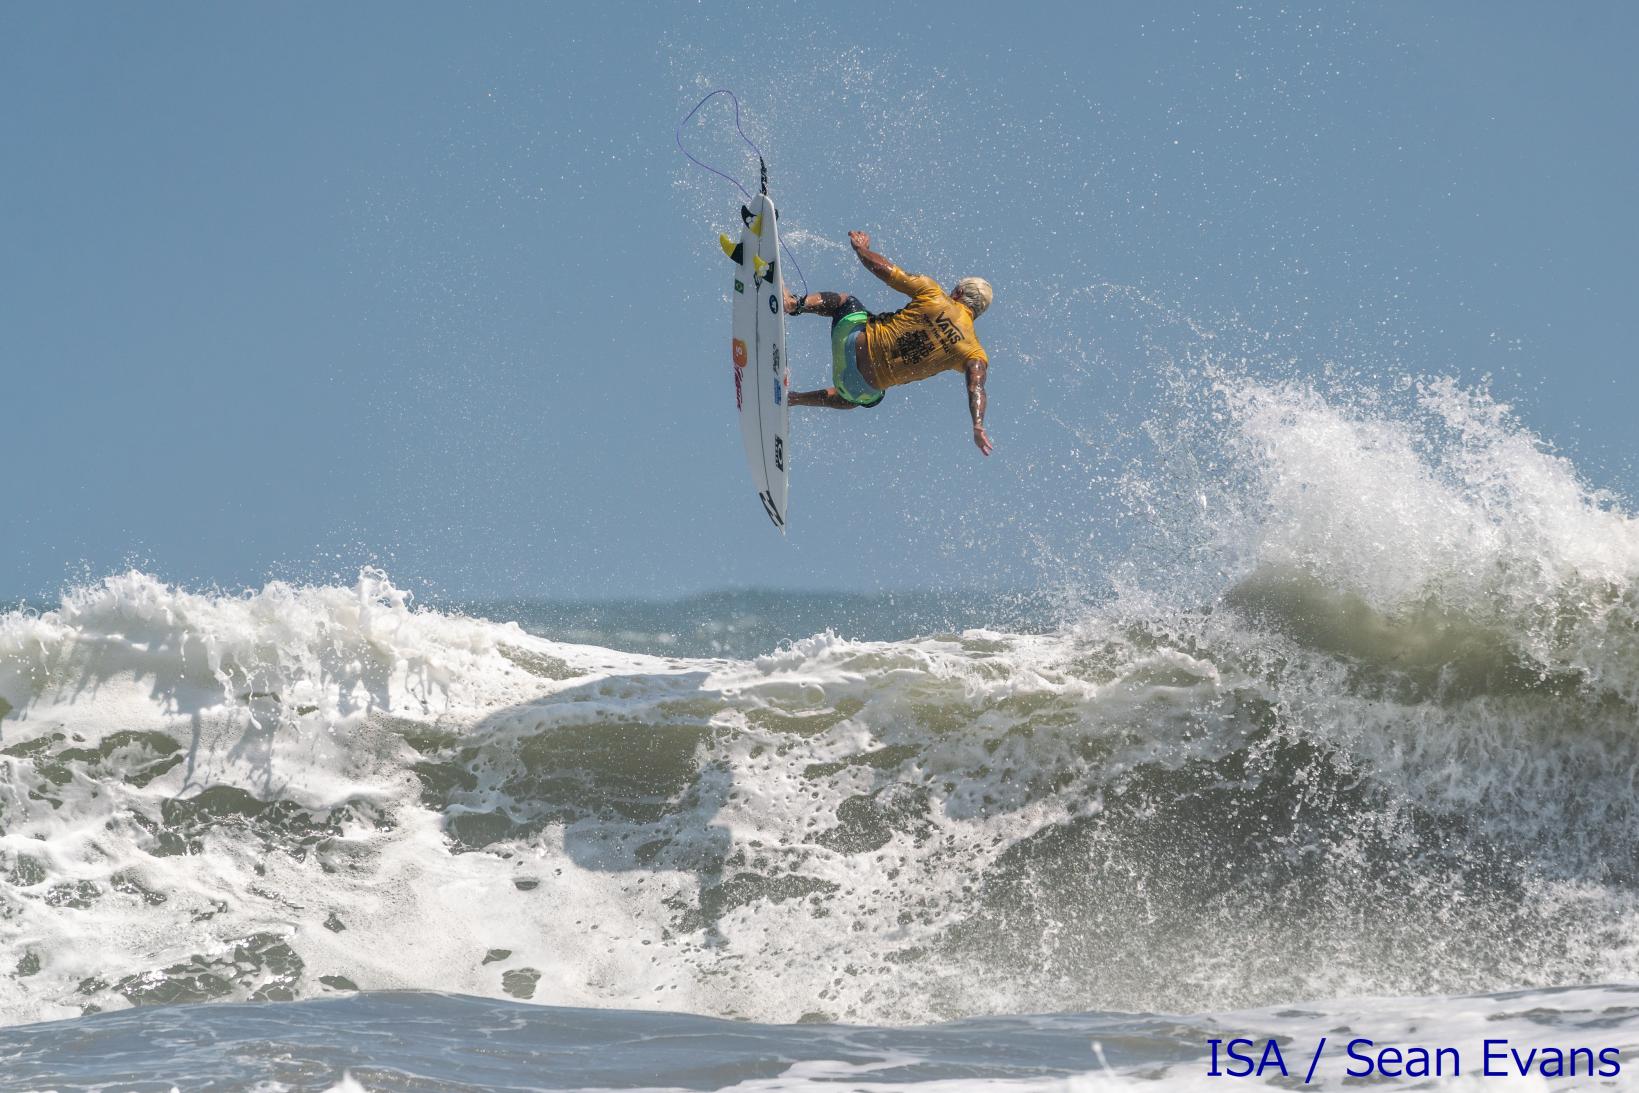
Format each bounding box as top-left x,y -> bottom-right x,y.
5,377 -> 1639,1090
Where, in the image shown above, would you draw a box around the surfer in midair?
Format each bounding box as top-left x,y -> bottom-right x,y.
785,231 -> 995,456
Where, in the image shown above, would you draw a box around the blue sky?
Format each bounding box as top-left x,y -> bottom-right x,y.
4,2 -> 1636,600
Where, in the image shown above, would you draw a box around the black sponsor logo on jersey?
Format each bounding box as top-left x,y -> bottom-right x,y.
932,315 -> 964,348
896,329 -> 934,365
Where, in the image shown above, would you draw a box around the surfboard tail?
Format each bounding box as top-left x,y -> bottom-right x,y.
759,490 -> 785,530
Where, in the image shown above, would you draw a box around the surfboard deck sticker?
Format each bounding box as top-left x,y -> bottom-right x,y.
729,191 -> 789,531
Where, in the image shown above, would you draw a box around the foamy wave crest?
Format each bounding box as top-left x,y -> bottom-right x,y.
1219,375 -> 1639,690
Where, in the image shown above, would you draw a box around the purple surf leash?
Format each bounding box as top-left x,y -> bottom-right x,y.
675,89 -> 809,297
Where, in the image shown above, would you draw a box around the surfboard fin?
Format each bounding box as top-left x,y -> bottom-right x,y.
719,233 -> 744,264
753,254 -> 770,281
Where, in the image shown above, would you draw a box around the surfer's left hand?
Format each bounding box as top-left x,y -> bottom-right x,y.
973,425 -> 993,457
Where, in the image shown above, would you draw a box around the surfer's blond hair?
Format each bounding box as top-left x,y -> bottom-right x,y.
953,277 -> 993,318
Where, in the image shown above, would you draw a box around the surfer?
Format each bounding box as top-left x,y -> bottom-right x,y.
785,232 -> 994,456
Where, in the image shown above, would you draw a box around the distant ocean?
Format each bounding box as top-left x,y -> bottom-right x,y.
5,376 -> 1639,1089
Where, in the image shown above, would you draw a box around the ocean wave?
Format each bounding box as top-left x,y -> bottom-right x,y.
4,376 -> 1639,1027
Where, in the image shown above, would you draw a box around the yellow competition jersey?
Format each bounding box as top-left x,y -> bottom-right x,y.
863,267 -> 988,389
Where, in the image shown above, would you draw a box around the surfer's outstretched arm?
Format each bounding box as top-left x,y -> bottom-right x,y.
966,359 -> 993,456
849,231 -> 897,284
790,388 -> 857,410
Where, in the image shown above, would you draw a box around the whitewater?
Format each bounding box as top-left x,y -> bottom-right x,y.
4,373 -> 1639,1088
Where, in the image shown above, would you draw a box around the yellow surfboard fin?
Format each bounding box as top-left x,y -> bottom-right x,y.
748,214 -> 763,237
719,233 -> 737,258
753,254 -> 770,280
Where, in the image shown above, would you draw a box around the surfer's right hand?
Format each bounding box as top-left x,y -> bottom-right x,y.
973,424 -> 994,457
849,231 -> 871,255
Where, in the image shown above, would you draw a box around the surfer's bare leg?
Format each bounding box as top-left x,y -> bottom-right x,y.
790,388 -> 857,409
784,291 -> 850,317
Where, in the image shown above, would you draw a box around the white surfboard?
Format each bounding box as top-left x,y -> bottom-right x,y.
727,191 -> 790,531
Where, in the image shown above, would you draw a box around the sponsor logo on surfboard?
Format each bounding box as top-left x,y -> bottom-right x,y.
774,436 -> 784,471
768,294 -> 777,314
732,338 -> 748,410
734,279 -> 744,294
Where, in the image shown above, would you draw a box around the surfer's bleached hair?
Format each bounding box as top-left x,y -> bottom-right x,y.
953,277 -> 993,318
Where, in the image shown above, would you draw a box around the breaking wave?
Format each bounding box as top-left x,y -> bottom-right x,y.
4,373 -> 1639,1028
